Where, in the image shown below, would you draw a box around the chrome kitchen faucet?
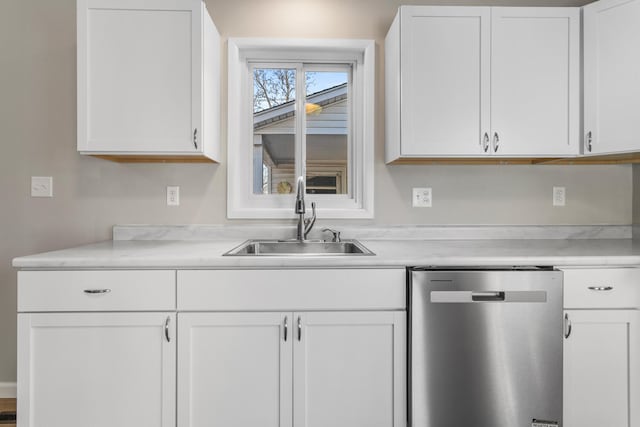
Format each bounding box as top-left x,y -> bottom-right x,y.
295,176 -> 316,242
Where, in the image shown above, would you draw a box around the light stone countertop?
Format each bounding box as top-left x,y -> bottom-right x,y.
12,238 -> 640,269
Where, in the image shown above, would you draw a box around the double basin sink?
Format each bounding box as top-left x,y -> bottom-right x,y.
224,239 -> 374,256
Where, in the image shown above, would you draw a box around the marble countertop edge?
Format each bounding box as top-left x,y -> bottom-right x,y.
12,237 -> 640,269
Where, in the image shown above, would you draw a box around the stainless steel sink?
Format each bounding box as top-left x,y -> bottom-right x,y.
223,239 -> 375,256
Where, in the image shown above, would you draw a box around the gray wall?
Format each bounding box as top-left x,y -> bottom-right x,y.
0,0 -> 630,383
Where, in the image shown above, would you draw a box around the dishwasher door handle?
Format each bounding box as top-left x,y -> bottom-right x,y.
430,290 -> 547,303
471,291 -> 505,301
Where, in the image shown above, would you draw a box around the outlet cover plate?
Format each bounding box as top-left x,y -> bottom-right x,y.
167,186 -> 180,206
553,186 -> 566,207
413,187 -> 432,208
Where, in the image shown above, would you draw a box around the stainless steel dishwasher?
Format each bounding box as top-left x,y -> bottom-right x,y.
409,267 -> 563,427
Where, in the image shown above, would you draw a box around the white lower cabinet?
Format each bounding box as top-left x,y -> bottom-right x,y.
293,311 -> 406,427
562,267 -> 640,427
17,312 -> 176,427
177,311 -> 406,427
177,312 -> 292,427
563,310 -> 640,427
15,268 -> 404,427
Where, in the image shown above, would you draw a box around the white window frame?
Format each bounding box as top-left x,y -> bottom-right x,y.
227,38 -> 375,219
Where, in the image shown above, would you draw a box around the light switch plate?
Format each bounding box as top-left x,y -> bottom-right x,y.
31,176 -> 53,197
413,188 -> 432,207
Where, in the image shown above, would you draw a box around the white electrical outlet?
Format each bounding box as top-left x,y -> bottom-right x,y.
167,186 -> 180,206
412,188 -> 432,207
553,186 -> 566,206
31,176 -> 53,197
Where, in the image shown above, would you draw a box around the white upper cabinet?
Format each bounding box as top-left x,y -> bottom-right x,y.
491,8 -> 579,157
583,0 -> 640,155
77,0 -> 220,161
385,6 -> 580,162
392,7 -> 490,158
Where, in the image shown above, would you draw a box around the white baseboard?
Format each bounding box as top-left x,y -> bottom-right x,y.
0,382 -> 16,398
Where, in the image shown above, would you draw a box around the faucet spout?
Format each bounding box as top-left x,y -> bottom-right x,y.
295,176 -> 305,214
294,176 -> 317,241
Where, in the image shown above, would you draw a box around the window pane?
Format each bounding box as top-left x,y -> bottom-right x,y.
305,70 -> 349,195
253,68 -> 296,194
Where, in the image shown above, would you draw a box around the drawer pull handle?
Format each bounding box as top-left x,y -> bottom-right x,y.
588,286 -> 613,291
83,289 -> 111,294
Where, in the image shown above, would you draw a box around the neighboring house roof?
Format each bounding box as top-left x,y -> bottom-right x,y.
254,83 -> 347,130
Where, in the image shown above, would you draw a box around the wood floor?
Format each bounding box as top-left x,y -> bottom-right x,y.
0,398 -> 16,427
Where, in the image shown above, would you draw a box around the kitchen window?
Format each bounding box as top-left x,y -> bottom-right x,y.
227,38 -> 375,218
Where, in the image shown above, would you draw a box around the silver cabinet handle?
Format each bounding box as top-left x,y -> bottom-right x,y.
564,313 -> 572,339
164,316 -> 171,343
588,286 -> 613,291
492,132 -> 500,153
193,128 -> 198,150
284,316 -> 288,342
586,131 -> 592,152
297,316 -> 302,341
84,289 -> 111,294
482,132 -> 489,153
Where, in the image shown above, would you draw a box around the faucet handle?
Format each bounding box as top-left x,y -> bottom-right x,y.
322,228 -> 341,243
303,202 -> 317,239
304,202 -> 316,226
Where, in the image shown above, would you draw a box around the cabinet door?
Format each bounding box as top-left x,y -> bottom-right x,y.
293,311 -> 406,427
400,6 -> 490,157
491,8 -> 579,156
77,0 -> 202,154
177,312 -> 292,427
17,313 -> 176,427
584,0 -> 640,155
564,310 -> 640,427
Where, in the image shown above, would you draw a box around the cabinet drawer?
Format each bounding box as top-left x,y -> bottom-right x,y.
18,270 -> 176,312
561,268 -> 640,309
178,269 -> 406,311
